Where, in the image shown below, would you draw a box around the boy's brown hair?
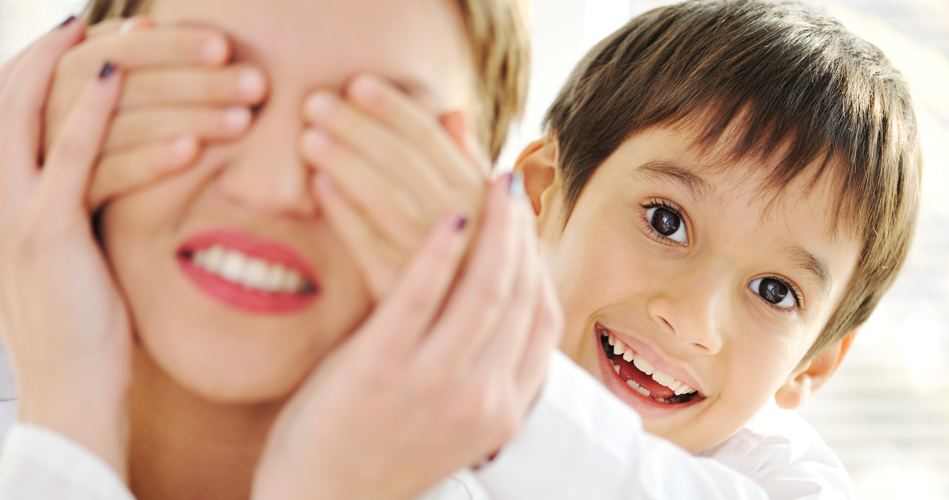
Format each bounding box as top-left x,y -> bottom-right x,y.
81,0 -> 529,162
544,0 -> 921,363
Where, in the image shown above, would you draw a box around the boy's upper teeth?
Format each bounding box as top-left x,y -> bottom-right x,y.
192,245 -> 308,294
603,330 -> 697,395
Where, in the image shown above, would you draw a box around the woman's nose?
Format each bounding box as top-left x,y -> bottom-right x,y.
217,100 -> 318,217
646,263 -> 728,355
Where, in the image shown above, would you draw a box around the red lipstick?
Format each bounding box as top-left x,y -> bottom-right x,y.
177,230 -> 319,314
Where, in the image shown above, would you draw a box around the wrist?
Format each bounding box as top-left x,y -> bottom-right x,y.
18,379 -> 130,479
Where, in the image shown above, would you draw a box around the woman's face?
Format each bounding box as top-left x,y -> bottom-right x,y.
101,0 -> 474,402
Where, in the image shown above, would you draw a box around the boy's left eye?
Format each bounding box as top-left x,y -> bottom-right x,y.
748,278 -> 798,309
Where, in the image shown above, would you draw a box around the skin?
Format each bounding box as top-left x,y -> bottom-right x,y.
91,0 -> 483,498
517,123 -> 861,453
4,5 -> 560,500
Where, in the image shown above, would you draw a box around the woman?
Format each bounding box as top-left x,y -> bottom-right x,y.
0,1 -> 560,498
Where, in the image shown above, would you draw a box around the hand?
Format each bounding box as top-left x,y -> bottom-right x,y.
252,176 -> 563,500
45,17 -> 268,208
0,20 -> 130,476
301,74 -> 489,299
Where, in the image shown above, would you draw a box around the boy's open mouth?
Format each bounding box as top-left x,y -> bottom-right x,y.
597,325 -> 703,405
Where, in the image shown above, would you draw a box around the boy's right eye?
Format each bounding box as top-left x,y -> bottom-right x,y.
645,205 -> 688,245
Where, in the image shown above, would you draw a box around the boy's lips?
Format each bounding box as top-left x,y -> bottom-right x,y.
177,229 -> 320,314
593,323 -> 706,415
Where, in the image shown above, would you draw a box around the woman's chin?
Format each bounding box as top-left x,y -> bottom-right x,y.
132,319 -> 332,404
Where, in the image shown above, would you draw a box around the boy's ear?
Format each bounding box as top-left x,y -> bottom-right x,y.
513,135 -> 558,216
774,331 -> 857,410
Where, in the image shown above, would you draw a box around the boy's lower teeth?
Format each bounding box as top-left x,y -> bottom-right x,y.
600,334 -> 696,404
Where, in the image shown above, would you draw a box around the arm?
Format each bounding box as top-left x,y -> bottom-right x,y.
0,424 -> 134,500
0,16 -> 255,496
476,351 -> 772,500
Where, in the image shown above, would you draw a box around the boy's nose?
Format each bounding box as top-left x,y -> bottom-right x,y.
217,101 -> 318,217
646,264 -> 727,355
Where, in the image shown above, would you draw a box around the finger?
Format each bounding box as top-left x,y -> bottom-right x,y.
89,135 -> 199,208
41,63 -> 124,210
442,111 -> 492,175
120,64 -> 267,109
347,74 -> 486,186
0,19 -> 85,197
420,175 -> 519,362
60,27 -> 231,84
104,105 -> 250,151
515,261 -> 564,397
85,17 -> 150,38
311,173 -> 404,300
303,92 -> 451,208
356,210 -> 472,356
472,202 -> 540,379
302,129 -> 427,250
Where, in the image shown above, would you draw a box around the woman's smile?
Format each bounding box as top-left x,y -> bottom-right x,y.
178,229 -> 320,314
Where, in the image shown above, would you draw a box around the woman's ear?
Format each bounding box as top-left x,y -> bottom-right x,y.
774,331 -> 857,410
513,135 -> 558,216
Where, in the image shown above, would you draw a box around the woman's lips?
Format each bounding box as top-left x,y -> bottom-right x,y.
177,229 -> 320,314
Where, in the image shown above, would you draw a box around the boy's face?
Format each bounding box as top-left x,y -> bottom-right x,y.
533,123 -> 860,452
100,0 -> 474,402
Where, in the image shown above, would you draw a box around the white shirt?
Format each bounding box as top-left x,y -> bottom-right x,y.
0,351 -> 854,500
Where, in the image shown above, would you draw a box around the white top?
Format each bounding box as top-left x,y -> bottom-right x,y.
0,350 -> 855,500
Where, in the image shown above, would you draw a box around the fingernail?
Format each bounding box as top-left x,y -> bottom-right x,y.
120,17 -> 145,34
99,62 -> 117,80
200,36 -> 228,63
305,130 -> 330,152
455,215 -> 468,231
238,69 -> 265,98
509,170 -> 525,199
307,93 -> 335,118
53,16 -> 77,31
350,75 -> 380,102
171,135 -> 197,155
223,106 -> 251,131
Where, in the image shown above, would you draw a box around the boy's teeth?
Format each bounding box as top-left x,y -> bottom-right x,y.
675,384 -> 696,396
626,379 -> 651,398
601,329 -> 699,397
191,245 -> 308,294
633,355 -> 654,375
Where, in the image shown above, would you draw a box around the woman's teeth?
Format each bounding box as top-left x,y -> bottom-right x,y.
191,245 -> 311,294
605,332 -> 697,396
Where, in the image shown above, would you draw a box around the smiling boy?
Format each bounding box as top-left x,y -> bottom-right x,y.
512,0 -> 920,491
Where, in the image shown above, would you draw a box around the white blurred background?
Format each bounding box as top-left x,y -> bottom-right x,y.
2,0 -> 948,498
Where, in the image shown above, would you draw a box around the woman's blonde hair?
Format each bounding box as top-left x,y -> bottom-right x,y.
82,0 -> 530,162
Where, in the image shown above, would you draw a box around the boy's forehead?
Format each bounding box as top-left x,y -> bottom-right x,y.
150,0 -> 474,113
611,124 -> 861,289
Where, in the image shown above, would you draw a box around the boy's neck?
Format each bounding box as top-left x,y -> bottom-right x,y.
127,347 -> 284,500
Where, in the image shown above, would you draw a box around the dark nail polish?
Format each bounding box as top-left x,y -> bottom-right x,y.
53,16 -> 77,31
99,62 -> 117,80
455,215 -> 468,231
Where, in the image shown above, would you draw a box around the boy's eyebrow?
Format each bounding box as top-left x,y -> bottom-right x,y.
786,245 -> 832,300
632,160 -> 713,200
